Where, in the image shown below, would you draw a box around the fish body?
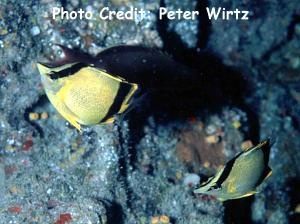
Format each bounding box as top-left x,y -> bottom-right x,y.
51,45 -> 199,90
194,140 -> 272,201
37,62 -> 138,131
37,45 -> 200,131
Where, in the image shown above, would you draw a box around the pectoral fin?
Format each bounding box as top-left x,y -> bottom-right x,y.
264,167 -> 272,180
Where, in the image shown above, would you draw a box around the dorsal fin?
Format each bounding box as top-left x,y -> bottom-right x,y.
243,139 -> 270,153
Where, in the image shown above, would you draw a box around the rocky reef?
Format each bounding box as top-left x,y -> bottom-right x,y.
0,0 -> 299,223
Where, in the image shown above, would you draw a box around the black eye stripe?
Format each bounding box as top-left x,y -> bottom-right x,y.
215,159 -> 235,187
49,63 -> 88,80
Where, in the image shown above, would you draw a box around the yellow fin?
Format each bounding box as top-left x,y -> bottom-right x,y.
264,168 -> 272,180
240,191 -> 257,198
218,191 -> 258,202
219,198 -> 225,202
102,117 -> 115,124
58,106 -> 82,131
235,191 -> 257,200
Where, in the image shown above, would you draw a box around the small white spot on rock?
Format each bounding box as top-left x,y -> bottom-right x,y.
30,26 -> 40,36
183,173 -> 200,187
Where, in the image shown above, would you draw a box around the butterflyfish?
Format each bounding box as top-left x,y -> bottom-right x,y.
194,139 -> 272,201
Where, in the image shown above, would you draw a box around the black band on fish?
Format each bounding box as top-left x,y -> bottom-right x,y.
100,82 -> 132,123
49,63 -> 88,80
215,159 -> 235,188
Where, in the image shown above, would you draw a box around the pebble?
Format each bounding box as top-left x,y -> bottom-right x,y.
205,135 -> 219,144
55,213 -> 72,224
8,205 -> 22,213
29,112 -> 39,121
30,26 -> 40,36
241,140 -> 253,150
183,173 -> 200,187
205,124 -> 217,135
41,112 -> 49,120
151,215 -> 170,224
22,138 -> 33,151
232,120 -> 242,129
0,29 -> 8,35
8,186 -> 18,194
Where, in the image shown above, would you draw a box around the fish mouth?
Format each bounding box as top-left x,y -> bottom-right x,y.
36,62 -> 57,91
193,187 -> 209,194
36,62 -> 53,76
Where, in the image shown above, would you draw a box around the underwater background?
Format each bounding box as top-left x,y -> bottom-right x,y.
0,0 -> 299,223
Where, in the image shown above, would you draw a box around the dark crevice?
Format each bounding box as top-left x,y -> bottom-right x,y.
59,0 -> 67,8
196,0 -> 211,49
287,14 -> 300,41
24,95 -> 49,138
261,14 -> 300,61
224,197 -> 254,224
94,198 -> 125,224
156,0 -> 188,59
287,178 -> 300,224
156,0 -> 211,68
126,110 -> 148,170
81,130 -> 98,159
235,102 -> 260,144
116,123 -> 134,210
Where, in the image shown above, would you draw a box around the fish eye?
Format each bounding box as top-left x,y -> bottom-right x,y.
208,185 -> 220,191
49,72 -> 60,79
